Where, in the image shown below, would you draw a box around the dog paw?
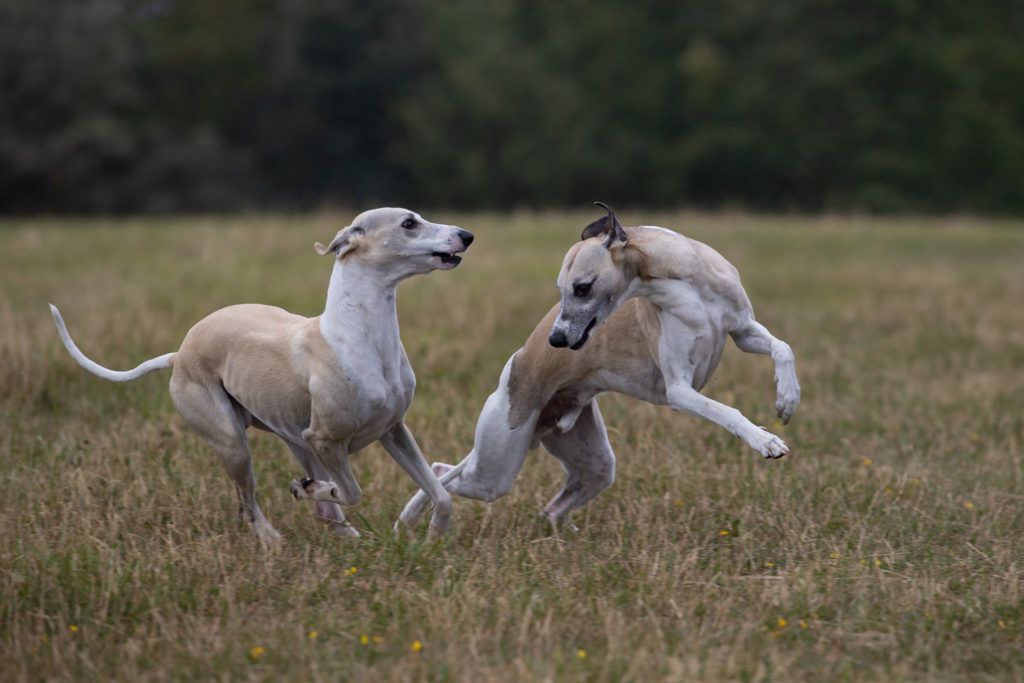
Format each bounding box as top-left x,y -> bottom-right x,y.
326,520 -> 361,538
394,492 -> 430,534
290,477 -> 340,502
540,509 -> 580,534
431,461 -> 455,478
753,427 -> 789,459
775,385 -> 801,425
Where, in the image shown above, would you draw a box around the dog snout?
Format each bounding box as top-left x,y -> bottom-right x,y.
549,329 -> 569,347
457,229 -> 474,248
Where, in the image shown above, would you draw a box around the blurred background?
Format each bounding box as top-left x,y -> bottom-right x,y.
2,0 -> 1022,215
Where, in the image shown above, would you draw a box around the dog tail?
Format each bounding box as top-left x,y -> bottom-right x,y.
49,304 -> 175,382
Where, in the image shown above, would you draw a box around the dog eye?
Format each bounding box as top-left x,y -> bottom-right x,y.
573,282 -> 592,298
401,218 -> 417,229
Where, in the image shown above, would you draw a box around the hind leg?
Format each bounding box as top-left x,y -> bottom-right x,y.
284,442 -> 360,538
169,374 -> 282,545
539,400 -> 616,529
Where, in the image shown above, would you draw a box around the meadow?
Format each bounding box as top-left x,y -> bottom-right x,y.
1,211 -> 1022,681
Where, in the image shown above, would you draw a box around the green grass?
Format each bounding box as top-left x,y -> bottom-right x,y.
2,211 -> 1023,681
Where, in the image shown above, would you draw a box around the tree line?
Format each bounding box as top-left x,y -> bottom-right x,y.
2,0 -> 1022,214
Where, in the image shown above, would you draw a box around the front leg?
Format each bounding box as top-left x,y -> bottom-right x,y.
659,316 -> 788,459
731,321 -> 801,424
379,422 -> 453,536
666,383 -> 788,458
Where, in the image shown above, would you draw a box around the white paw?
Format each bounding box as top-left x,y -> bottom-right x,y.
394,492 -> 430,533
540,509 -> 580,534
753,427 -> 789,459
326,521 -> 361,538
775,384 -> 801,425
254,521 -> 284,546
290,477 -> 340,502
431,461 -> 455,478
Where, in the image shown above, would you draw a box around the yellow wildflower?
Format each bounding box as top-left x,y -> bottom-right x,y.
577,649 -> 587,659
250,647 -> 264,660
412,640 -> 422,652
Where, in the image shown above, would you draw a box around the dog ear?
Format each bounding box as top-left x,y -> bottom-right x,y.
581,215 -> 612,241
315,225 -> 364,257
589,201 -> 627,248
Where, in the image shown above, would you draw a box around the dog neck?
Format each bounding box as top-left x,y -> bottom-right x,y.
320,259 -> 403,361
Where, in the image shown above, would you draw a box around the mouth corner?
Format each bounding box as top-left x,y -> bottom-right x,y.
569,317 -> 598,350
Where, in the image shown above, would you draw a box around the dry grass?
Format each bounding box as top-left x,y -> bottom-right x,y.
1,211 -> 1023,681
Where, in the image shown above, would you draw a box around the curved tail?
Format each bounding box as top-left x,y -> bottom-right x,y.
49,304 -> 175,382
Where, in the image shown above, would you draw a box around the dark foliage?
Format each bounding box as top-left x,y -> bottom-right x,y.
2,0 -> 1022,213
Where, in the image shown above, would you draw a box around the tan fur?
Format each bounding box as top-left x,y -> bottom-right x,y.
508,298 -> 661,430
171,304 -> 359,438
623,227 -> 750,306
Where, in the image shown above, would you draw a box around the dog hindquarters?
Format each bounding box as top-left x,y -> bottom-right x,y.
169,373 -> 282,544
539,400 -> 615,525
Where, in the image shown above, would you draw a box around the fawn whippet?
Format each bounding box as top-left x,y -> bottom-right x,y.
397,203 -> 799,531
51,208 -> 473,543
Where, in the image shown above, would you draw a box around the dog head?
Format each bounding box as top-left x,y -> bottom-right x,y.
549,202 -> 635,350
316,208 -> 474,276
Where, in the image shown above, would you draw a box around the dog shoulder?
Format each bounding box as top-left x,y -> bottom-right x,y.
506,304 -> 561,429
629,228 -> 745,296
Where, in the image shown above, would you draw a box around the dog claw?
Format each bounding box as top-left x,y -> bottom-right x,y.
754,427 -> 789,459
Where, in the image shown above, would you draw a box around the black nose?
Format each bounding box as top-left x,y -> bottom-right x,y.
549,329 -> 568,347
458,229 -> 474,246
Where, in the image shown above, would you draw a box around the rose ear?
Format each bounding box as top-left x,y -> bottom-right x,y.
590,201 -> 627,248
581,215 -> 612,241
315,225 -> 363,257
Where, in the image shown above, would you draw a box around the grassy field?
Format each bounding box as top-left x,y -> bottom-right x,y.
1,211 -> 1023,681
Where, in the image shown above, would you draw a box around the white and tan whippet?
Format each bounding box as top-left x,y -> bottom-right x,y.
398,203 -> 799,531
50,208 -> 473,544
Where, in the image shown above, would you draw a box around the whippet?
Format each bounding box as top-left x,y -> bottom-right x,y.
397,203 -> 799,531
50,208 -> 473,544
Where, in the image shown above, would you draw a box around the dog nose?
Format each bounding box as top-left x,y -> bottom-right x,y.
549,329 -> 569,347
457,229 -> 474,247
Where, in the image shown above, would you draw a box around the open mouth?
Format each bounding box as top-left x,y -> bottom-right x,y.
570,317 -> 598,350
432,251 -> 463,267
